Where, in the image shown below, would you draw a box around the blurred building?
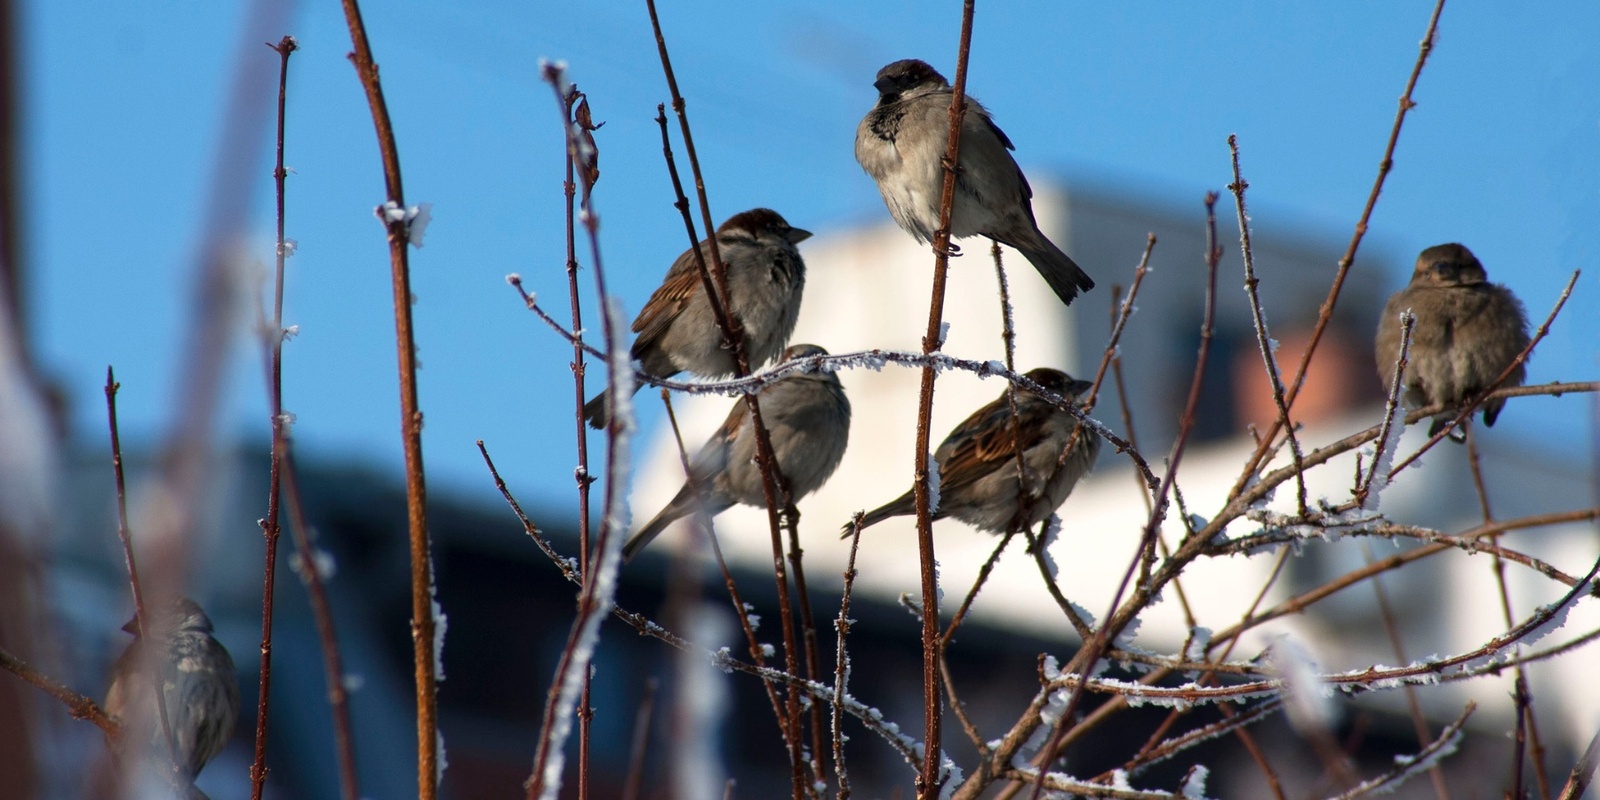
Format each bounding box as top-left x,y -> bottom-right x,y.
16,179 -> 1598,798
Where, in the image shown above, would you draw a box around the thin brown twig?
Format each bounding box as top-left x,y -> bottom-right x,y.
334,1 -> 437,795
785,518 -> 830,790
526,65 -> 631,800
250,34 -> 297,800
1361,541 -> 1451,800
1355,312 -> 1413,506
620,678 -> 658,800
1557,717 -> 1600,800
833,515 -> 864,800
642,18 -> 810,790
909,10 -> 978,794
0,645 -> 118,737
1227,136 -> 1308,515
558,84 -> 601,800
1463,427 -> 1552,800
277,449 -> 361,800
1230,0 -> 1447,499
658,391 -> 789,734
1026,194 -> 1222,800
104,369 -> 177,768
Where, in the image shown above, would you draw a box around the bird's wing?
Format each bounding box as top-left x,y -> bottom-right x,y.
631,244 -> 704,346
936,394 -> 1054,496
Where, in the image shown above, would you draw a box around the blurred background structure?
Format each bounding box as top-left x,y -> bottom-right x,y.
1,1 -> 1597,798
18,186 -> 1598,797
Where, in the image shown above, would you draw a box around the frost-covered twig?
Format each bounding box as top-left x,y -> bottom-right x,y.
1229,0 -> 1446,501
1325,702 -> 1474,800
525,63 -> 632,800
1025,195 -> 1223,800
1114,698 -> 1282,779
1001,767 -> 1207,800
833,516 -> 864,800
643,11 -> 812,786
1355,311 -> 1412,508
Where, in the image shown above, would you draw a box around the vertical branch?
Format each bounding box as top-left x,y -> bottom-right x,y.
243,43 -> 363,796
1230,0 -> 1446,498
1227,136 -> 1307,515
992,244 -> 1031,536
1356,313 -> 1413,506
659,391 -> 789,732
912,4 -> 978,794
1361,542 -> 1451,800
1464,428 -> 1551,799
621,678 -> 658,800
1026,193 -> 1222,800
833,516 -> 864,800
559,83 -> 601,800
334,3 -> 438,796
526,64 -> 631,800
250,35 -> 297,800
104,368 -> 179,768
643,10 -> 810,790
278,450 -> 363,800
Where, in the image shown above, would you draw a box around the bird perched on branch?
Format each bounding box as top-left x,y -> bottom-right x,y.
625,344 -> 851,560
1375,243 -> 1530,438
855,59 -> 1094,306
105,596 -> 239,790
850,368 -> 1099,536
584,208 -> 810,429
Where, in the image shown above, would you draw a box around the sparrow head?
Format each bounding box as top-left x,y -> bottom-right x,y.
872,59 -> 949,102
121,596 -> 216,638
718,207 -> 812,245
781,343 -> 830,362
1023,368 -> 1093,401
1413,243 -> 1487,287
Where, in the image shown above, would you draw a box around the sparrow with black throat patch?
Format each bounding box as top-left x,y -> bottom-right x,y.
855,59 -> 1094,306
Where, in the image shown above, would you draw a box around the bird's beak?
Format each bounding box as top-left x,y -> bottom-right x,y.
786,227 -> 813,244
1070,379 -> 1094,396
121,616 -> 140,635
872,77 -> 895,96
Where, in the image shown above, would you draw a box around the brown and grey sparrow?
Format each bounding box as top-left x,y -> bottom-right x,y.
855,59 -> 1094,306
852,368 -> 1099,535
1375,243 -> 1530,437
625,344 -> 851,560
585,208 -> 810,429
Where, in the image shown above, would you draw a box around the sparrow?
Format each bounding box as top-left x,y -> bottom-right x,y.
584,208 -> 810,429
625,344 -> 851,560
855,59 -> 1094,306
105,596 -> 239,781
1375,243 -> 1530,437
851,368 -> 1099,535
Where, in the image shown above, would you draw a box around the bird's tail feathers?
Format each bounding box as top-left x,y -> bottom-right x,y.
1008,233 -> 1094,306
841,492 -> 916,539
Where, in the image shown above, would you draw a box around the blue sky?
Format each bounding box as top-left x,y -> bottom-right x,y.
24,2 -> 1598,509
